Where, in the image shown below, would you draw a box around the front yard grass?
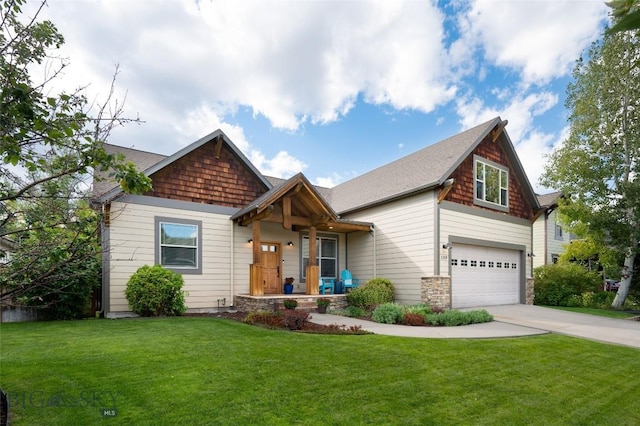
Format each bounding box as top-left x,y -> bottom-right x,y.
546,305 -> 639,319
2,317 -> 639,425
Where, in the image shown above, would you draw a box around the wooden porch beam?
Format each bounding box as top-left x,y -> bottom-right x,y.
282,196 -> 292,230
237,205 -> 274,226
252,220 -> 261,264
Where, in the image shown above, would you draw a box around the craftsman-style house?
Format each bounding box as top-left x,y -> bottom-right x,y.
94,116 -> 540,317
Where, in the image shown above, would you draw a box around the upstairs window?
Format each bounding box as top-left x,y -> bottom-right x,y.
554,222 -> 563,240
475,156 -> 508,211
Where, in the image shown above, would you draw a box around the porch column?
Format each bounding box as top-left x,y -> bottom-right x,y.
306,226 -> 319,295
249,220 -> 263,296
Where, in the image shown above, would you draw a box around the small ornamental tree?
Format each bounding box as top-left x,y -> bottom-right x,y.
125,265 -> 187,316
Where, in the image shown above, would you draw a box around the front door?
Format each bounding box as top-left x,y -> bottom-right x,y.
260,242 -> 281,294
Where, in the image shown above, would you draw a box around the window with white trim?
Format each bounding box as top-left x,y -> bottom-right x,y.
155,217 -> 202,274
302,235 -> 337,280
475,157 -> 508,209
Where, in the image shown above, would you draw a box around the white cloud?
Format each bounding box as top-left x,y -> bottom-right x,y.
175,104 -> 306,178
460,0 -> 608,85
314,173 -> 344,188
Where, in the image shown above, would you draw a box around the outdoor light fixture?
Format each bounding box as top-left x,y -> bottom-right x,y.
527,252 -> 535,257
248,239 -> 253,243
442,243 -> 452,249
287,241 -> 294,247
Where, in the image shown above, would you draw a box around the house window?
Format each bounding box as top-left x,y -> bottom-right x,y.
302,235 -> 337,280
551,254 -> 559,264
555,222 -> 563,240
154,217 -> 202,274
475,156 -> 508,210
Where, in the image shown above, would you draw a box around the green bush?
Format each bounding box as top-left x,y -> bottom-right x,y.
534,263 -> 601,306
125,265 -> 187,316
347,278 -> 394,309
425,309 -> 492,326
344,306 -> 367,318
372,302 -> 404,324
405,304 -> 432,317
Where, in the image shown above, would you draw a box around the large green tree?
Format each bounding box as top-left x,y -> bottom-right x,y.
541,27 -> 640,308
0,0 -> 151,316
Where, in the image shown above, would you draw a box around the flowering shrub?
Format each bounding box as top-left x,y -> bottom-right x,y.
283,310 -> 309,330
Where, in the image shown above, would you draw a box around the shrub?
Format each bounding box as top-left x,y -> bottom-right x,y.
244,310 -> 283,328
405,304 -> 432,317
425,309 -> 493,326
125,265 -> 187,316
344,306 -> 367,318
282,310 -> 309,330
347,278 -> 394,309
534,263 -> 601,306
283,299 -> 298,309
372,302 -> 404,324
402,312 -> 426,326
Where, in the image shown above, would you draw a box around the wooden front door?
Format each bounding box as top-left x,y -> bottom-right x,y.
260,242 -> 281,294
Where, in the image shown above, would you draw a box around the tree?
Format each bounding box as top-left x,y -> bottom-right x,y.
0,0 -> 151,316
607,1 -> 640,33
541,27 -> 640,308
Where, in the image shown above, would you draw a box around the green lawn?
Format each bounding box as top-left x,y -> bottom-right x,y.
1,317 -> 639,425
546,305 -> 639,319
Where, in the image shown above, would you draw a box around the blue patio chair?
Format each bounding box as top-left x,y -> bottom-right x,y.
340,269 -> 360,292
319,278 -> 334,295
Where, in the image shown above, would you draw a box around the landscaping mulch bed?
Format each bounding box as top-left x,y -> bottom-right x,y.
187,311 -> 371,334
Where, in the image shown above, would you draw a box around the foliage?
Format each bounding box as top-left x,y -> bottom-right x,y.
316,297 -> 331,307
0,0 -> 151,315
282,309 -> 309,330
405,303 -> 433,316
283,299 -> 298,309
371,302 -> 405,324
607,0 -> 640,33
343,305 -> 367,318
402,312 -> 426,326
0,183 -> 101,319
284,277 -> 295,285
125,265 -> 186,316
541,26 -> 640,308
346,277 -> 394,308
533,263 -> 602,306
425,309 -> 493,327
558,236 -> 619,278
244,310 -> 284,328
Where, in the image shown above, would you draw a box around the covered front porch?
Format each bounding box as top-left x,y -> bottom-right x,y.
231,173 -> 371,298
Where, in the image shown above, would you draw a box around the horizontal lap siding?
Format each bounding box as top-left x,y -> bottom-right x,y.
439,207 -> 532,277
344,193 -> 435,305
532,217 -> 546,268
545,210 -> 568,263
108,201 -> 232,312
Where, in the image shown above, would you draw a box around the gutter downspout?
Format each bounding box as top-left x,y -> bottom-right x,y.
372,225 -> 377,278
230,220 -> 235,308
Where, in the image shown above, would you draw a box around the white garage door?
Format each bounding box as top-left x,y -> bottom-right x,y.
451,244 -> 520,308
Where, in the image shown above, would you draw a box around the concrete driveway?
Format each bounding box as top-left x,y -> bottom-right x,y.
479,304 -> 640,349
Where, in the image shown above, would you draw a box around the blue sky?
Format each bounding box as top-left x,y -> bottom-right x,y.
33,1 -> 610,193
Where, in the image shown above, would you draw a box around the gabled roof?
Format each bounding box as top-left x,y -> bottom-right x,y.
329,117 -> 539,214
95,130 -> 272,203
92,144 -> 167,198
232,173 -> 371,233
537,191 -> 563,208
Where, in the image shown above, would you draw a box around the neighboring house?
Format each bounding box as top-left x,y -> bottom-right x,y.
93,116 -> 540,317
532,192 -> 572,268
0,236 -> 17,265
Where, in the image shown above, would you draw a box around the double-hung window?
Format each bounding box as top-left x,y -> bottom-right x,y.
475,156 -> 509,211
155,217 -> 202,274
